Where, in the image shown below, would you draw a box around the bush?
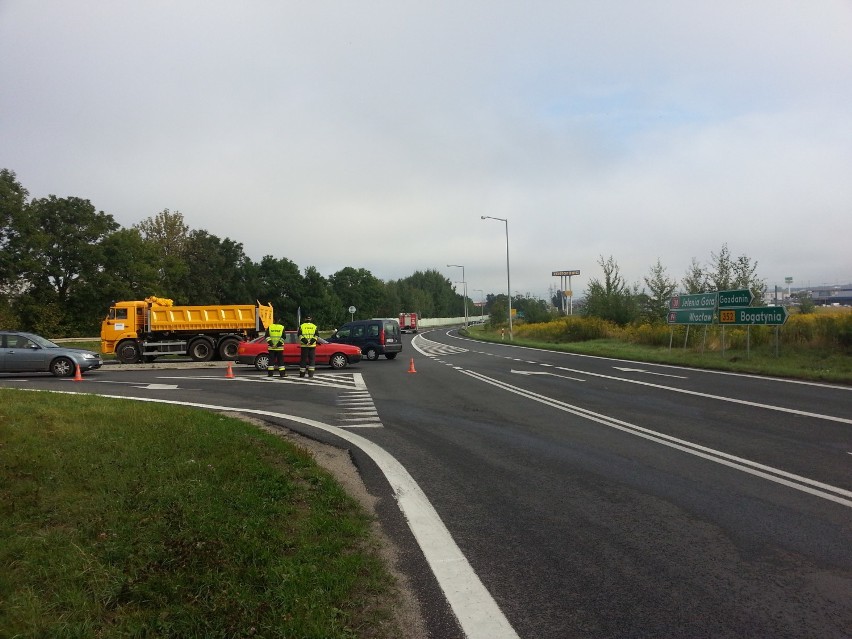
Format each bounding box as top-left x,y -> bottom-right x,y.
514,316 -> 614,342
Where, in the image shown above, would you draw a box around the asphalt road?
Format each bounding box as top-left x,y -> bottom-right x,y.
2,331 -> 850,638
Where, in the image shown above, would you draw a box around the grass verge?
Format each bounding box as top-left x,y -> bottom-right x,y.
0,389 -> 401,638
466,326 -> 852,384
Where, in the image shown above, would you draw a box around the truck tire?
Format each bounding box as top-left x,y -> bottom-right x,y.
116,341 -> 141,364
218,337 -> 241,360
189,338 -> 215,362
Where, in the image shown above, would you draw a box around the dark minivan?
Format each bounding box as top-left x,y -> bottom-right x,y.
327,319 -> 402,361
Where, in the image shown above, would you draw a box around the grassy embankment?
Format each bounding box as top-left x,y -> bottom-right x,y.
465,307 -> 852,384
0,390 -> 402,638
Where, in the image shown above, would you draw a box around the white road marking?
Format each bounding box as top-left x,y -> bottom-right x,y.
462,370 -> 852,508
511,369 -> 586,382
613,367 -> 688,379
27,388 -> 519,639
550,366 -> 852,424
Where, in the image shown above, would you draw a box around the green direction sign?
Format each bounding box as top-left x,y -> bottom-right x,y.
718,289 -> 754,308
718,306 -> 788,326
668,292 -> 717,310
667,309 -> 715,325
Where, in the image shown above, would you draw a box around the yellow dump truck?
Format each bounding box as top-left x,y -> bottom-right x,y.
101,297 -> 274,363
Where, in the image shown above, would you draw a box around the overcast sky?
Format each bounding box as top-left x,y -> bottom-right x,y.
2,1 -> 850,301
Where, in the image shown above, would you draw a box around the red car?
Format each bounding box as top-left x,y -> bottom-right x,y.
235,331 -> 362,370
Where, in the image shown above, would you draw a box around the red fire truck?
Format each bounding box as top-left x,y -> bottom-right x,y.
398,312 -> 418,333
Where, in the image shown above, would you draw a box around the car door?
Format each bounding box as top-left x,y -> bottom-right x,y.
5,334 -> 46,372
283,332 -> 299,364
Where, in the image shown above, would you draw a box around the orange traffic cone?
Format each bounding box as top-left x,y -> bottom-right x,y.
407,358 -> 417,373
225,362 -> 235,379
73,364 -> 83,381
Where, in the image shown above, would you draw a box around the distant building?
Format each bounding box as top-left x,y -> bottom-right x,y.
794,284 -> 852,306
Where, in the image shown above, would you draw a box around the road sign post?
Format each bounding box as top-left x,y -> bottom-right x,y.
552,270 -> 580,315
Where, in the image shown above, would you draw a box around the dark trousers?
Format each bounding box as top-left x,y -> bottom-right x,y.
299,347 -> 316,377
268,349 -> 285,374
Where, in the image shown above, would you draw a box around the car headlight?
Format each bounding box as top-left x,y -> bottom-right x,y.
81,353 -> 98,360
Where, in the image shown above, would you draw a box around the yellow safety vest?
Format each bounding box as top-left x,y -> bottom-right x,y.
299,322 -> 318,347
267,323 -> 285,351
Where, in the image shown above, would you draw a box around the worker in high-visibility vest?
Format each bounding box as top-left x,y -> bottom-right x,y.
266,321 -> 286,378
298,315 -> 318,378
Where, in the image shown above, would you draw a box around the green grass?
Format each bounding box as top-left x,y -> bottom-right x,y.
466,325 -> 852,384
0,389 -> 401,638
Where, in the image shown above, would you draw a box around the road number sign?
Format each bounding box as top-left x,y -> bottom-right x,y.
718,306 -> 788,325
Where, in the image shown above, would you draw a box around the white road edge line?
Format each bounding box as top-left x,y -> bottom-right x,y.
25,388 -> 520,639
462,370 -> 852,508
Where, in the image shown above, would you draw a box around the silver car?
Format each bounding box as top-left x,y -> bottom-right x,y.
0,331 -> 103,377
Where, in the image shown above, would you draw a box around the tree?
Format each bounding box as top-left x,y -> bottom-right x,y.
134,209 -> 189,258
329,267 -> 385,319
642,258 -> 677,324
706,243 -> 766,302
180,230 -> 251,304
91,228 -> 162,304
488,294 -> 510,328
0,169 -> 28,295
583,255 -> 640,325
134,209 -> 191,297
513,295 -> 551,324
252,256 -> 304,327
8,195 -> 119,334
682,257 -> 708,294
300,266 -> 340,328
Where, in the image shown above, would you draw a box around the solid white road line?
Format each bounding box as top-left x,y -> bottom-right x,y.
462,370 -> 852,508
32,389 -> 520,639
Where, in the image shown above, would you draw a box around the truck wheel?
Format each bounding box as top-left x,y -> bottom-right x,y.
218,337 -> 241,360
329,353 -> 348,369
189,339 -> 215,362
117,341 -> 141,364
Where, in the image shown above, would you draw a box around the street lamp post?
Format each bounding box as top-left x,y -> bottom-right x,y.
447,264 -> 468,327
473,288 -> 484,322
480,216 -> 512,339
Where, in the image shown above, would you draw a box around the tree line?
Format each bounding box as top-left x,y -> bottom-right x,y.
577,248 -> 766,326
0,169 -> 473,336
1,167 -> 769,337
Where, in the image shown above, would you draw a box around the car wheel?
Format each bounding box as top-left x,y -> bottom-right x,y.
254,353 -> 270,371
117,340 -> 141,364
51,356 -> 75,377
189,339 -> 215,362
364,347 -> 379,361
218,337 -> 241,360
385,353 -> 397,360
329,353 -> 348,369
